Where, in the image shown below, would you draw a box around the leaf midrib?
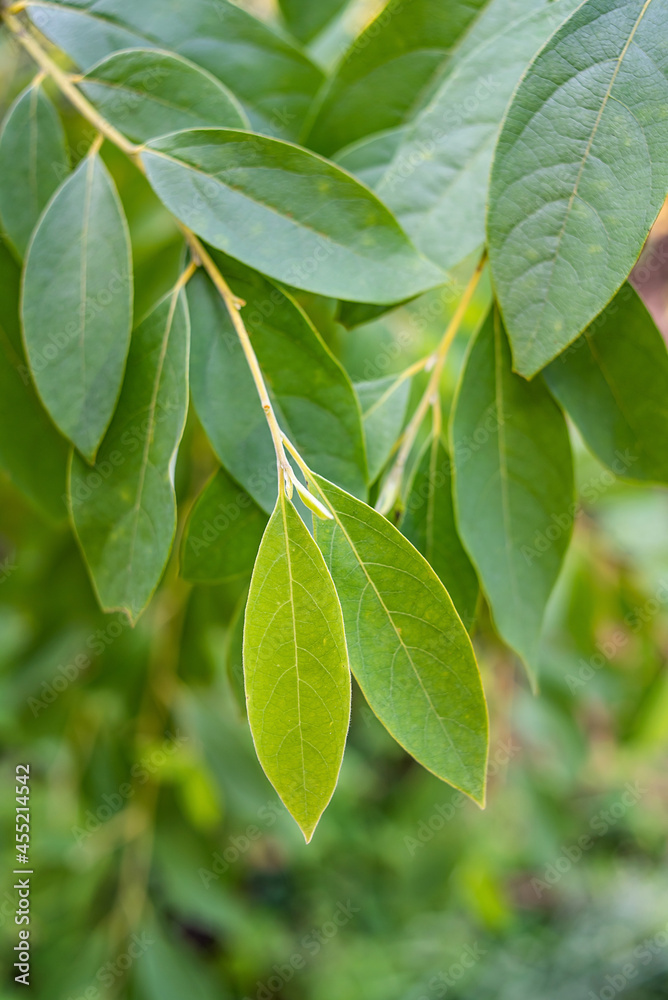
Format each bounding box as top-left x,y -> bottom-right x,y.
523,0 -> 655,355
311,478 -> 472,781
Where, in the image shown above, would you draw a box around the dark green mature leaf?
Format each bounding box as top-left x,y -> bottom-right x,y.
402,437 -> 479,631
279,0 -> 348,43
28,0 -> 324,138
21,152 -> 132,462
310,473 -> 488,801
355,374 -> 411,483
451,310 -> 574,676
70,287 -> 189,622
142,129 -> 444,304
304,0 -> 490,155
188,262 -> 367,513
375,0 -> 579,273
181,468 -> 267,584
0,82 -> 69,257
80,48 -> 247,143
244,493 -> 350,841
487,0 -> 668,377
0,241 -> 68,520
545,284 -> 668,484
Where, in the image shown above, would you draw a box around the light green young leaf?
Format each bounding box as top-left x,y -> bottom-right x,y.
70,287 -> 189,623
181,468 -> 268,585
375,0 -> 579,273
142,129 -> 444,304
545,284 -> 668,484
244,493 -> 351,841
451,310 -> 574,677
28,0 -> 324,139
310,473 -> 488,802
0,240 -> 68,520
487,0 -> 668,377
21,152 -> 133,462
79,48 -> 248,143
187,260 -> 367,513
402,437 -> 479,631
279,0 -> 348,43
0,82 -> 69,257
355,374 -> 411,483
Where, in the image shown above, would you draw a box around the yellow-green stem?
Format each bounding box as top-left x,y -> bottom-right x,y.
376,251 -> 486,515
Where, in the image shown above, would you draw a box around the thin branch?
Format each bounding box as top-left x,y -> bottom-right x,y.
376,251 -> 487,515
3,10 -> 141,157
181,230 -> 293,480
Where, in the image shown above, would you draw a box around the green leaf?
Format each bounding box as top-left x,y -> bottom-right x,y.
334,127 -> 407,190
0,82 -> 69,257
79,48 -> 248,143
310,473 -> 488,802
70,287 -> 189,622
244,493 -> 350,841
279,0 -> 348,43
303,0 -> 525,156
29,0 -> 324,139
355,374 -> 411,484
401,437 -> 479,631
487,0 -> 668,377
375,0 -> 580,273
141,129 -> 444,304
21,152 -> 133,462
187,260 -> 367,512
0,240 -> 68,520
545,284 -> 668,484
181,468 -> 268,584
451,309 -> 574,675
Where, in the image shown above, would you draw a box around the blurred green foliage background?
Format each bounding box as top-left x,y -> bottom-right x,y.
1,5 -> 668,998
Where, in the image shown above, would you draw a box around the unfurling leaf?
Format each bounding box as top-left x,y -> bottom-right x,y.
0,82 -> 70,257
70,287 -> 189,622
187,261 -> 367,513
244,493 -> 351,841
310,473 -> 488,803
142,129 -> 444,304
487,0 -> 668,376
402,437 -> 479,631
181,468 -> 267,585
545,284 -> 668,484
80,48 -> 248,143
451,309 -> 574,679
21,152 -> 133,462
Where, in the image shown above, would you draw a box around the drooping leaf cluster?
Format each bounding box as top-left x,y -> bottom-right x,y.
1,0 -> 667,838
